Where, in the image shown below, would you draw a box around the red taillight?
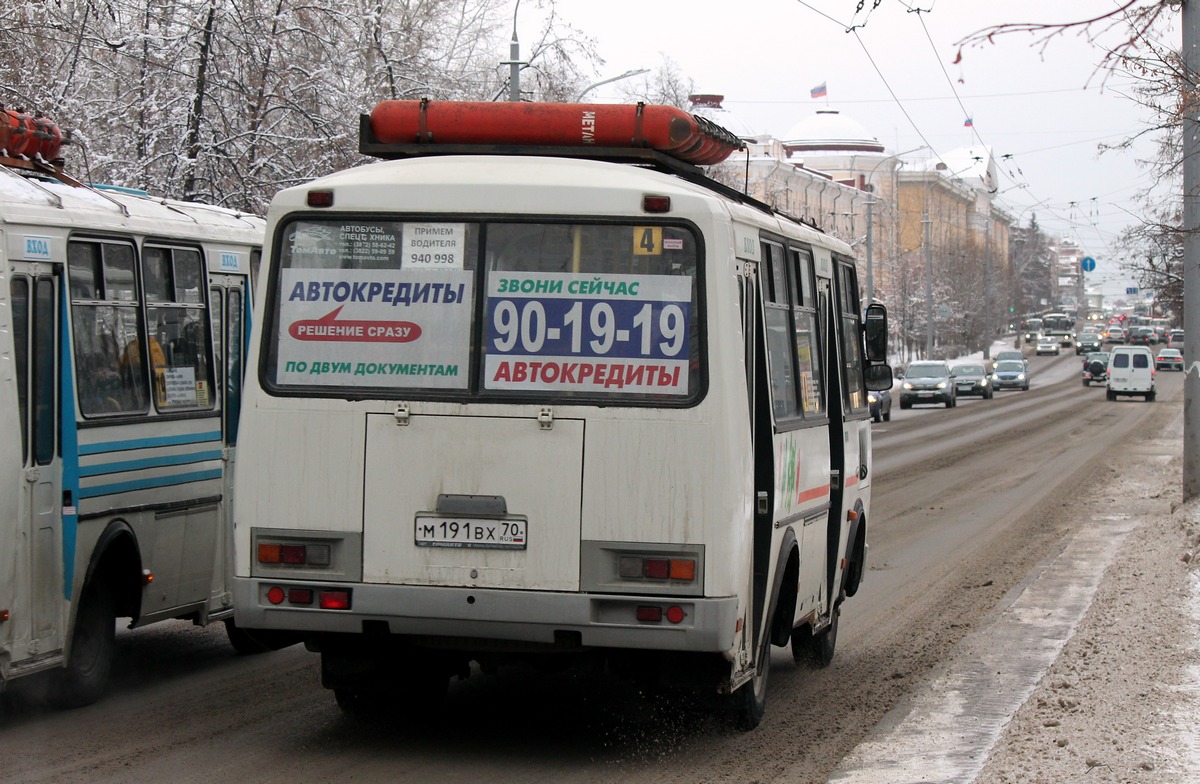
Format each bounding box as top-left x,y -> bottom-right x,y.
266,586 -> 286,605
0,609 -> 9,623
636,606 -> 663,622
665,606 -> 686,624
319,590 -> 351,610
306,189 -> 334,208
642,195 -> 671,213
644,558 -> 670,579
288,588 -> 314,605
281,544 -> 306,564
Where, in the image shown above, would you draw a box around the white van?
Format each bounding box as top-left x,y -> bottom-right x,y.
1106,345 -> 1156,401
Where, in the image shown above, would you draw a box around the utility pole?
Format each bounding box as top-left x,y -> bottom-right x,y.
983,217 -> 992,360
924,209 -> 933,358
865,200 -> 874,304
1184,0 -> 1200,498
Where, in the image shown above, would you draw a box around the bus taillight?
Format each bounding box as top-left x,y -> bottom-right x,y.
319,591 -> 351,610
619,555 -> 697,582
258,541 -> 332,567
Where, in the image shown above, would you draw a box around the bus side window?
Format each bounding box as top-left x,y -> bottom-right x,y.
837,263 -> 866,412
791,248 -> 824,416
11,277 -> 30,457
143,245 -> 214,411
69,239 -> 150,416
761,241 -> 799,422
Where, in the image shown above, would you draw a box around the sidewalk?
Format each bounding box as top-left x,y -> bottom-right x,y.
824,407 -> 1199,783
973,407 -> 1200,783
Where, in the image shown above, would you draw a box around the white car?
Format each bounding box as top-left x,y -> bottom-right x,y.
1035,338 -> 1061,356
1156,348 -> 1184,371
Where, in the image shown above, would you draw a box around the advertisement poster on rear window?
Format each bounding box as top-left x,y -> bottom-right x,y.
483,271 -> 693,396
275,268 -> 473,388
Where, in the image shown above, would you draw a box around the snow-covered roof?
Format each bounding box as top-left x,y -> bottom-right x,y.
910,146 -> 997,194
688,94 -> 759,140
782,108 -> 883,153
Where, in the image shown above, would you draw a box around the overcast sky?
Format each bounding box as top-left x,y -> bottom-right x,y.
539,1 -> 1174,299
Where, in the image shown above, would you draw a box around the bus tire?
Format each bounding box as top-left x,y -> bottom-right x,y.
730,649 -> 770,731
224,619 -> 300,655
53,582 -> 116,708
792,607 -> 839,669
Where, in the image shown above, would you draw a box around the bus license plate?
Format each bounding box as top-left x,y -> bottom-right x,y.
414,515 -> 527,550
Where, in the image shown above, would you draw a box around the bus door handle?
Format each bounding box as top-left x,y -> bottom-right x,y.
756,491 -> 768,516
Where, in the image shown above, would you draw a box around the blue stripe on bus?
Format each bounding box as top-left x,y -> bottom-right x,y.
60,287 -> 80,601
78,469 -> 224,499
78,430 -> 222,456
78,450 -> 225,477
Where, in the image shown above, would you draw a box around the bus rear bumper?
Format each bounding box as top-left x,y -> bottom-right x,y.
232,578 -> 738,653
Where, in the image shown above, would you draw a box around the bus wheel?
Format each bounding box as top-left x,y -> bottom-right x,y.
53,583 -> 116,708
730,649 -> 770,730
224,619 -> 300,655
335,674 -> 449,722
792,607 -> 839,669
334,685 -> 391,720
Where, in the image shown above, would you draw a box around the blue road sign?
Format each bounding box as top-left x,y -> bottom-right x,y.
1081,256 -> 1096,272
1126,287 -> 1139,295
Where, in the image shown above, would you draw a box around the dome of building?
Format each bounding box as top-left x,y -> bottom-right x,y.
781,108 -> 884,154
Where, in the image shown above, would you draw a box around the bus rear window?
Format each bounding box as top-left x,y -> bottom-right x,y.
264,219 -> 702,403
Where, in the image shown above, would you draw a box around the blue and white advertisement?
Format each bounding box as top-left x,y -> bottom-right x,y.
276,268 -> 474,388
483,271 -> 693,396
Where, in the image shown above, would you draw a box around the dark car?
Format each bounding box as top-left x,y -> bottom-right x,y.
899,360 -> 956,409
1075,331 -> 1103,354
993,349 -> 1027,368
1129,327 -> 1156,346
1081,351 -> 1110,386
868,388 -> 892,422
991,359 -> 1030,391
950,362 -> 993,399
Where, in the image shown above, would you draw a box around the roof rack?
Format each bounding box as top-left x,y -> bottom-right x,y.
357,113 -> 809,227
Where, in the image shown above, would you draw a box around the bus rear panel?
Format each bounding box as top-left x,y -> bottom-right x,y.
234,117 -> 888,728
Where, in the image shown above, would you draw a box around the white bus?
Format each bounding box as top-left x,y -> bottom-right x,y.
0,138 -> 264,707
233,101 -> 891,729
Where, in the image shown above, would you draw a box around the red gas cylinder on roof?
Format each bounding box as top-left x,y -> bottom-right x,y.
1,108 -> 35,157
367,100 -> 743,166
1,109 -> 65,161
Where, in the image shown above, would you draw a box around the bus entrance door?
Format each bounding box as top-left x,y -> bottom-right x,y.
12,267 -> 65,659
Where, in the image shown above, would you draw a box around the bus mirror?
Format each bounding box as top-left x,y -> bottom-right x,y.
864,363 -> 893,391
864,303 -> 888,362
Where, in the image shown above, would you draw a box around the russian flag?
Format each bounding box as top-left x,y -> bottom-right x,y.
963,117 -> 974,127
810,82 -> 827,99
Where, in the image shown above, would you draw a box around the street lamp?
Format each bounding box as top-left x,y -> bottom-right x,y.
501,0 -> 526,102
577,68 -> 650,101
